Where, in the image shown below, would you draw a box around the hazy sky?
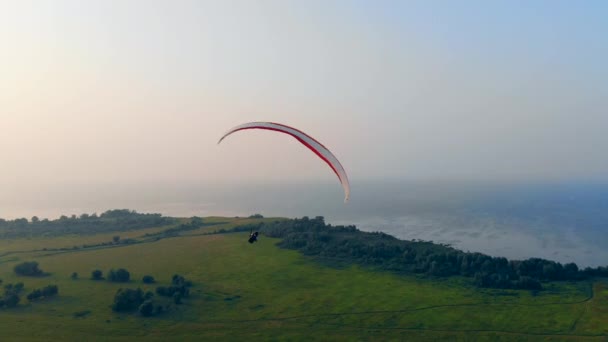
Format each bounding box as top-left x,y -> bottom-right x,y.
1,0 -> 607,187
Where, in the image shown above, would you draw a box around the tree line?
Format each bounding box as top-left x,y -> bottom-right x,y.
0,209 -> 176,238
257,217 -> 608,290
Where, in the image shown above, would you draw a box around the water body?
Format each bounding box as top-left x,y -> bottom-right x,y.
1,180 -> 607,267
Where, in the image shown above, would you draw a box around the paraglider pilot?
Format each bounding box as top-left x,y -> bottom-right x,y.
248,231 -> 259,244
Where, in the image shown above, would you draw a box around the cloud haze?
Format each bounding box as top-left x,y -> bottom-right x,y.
1,1 -> 607,186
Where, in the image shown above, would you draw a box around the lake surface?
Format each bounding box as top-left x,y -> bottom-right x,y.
2,180 -> 607,267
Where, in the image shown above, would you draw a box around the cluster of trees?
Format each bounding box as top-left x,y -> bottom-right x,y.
0,281 -> 24,308
112,288 -> 150,312
0,209 -> 176,238
14,261 -> 46,277
91,268 -> 130,282
26,285 -> 58,301
0,280 -> 59,308
107,269 -> 130,282
111,274 -> 193,316
155,274 -> 192,304
260,217 -> 608,290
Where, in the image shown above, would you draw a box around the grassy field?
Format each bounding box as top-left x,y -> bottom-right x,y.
0,217 -> 606,341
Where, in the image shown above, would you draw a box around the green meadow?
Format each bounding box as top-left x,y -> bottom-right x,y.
0,218 -> 606,341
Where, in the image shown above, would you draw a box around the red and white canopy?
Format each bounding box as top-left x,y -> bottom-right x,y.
218,122 -> 350,203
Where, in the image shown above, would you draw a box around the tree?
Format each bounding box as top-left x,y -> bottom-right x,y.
564,263 -> 580,279
112,236 -> 120,243
142,275 -> 155,284
91,269 -> 103,280
138,300 -> 155,316
173,292 -> 182,305
71,272 -> 78,280
4,293 -> 20,308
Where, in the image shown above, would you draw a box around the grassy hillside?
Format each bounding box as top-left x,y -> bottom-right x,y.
0,218 -> 606,341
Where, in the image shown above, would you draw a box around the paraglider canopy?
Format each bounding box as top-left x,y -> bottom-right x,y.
218,122 -> 350,203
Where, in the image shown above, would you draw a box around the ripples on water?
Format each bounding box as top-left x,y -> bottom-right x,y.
1,181 -> 607,267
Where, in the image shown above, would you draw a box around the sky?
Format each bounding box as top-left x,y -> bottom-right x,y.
1,0 -> 607,188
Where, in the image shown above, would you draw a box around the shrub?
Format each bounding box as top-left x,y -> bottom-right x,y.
73,310 -> 91,318
91,270 -> 103,280
42,284 -> 58,297
142,275 -> 155,284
